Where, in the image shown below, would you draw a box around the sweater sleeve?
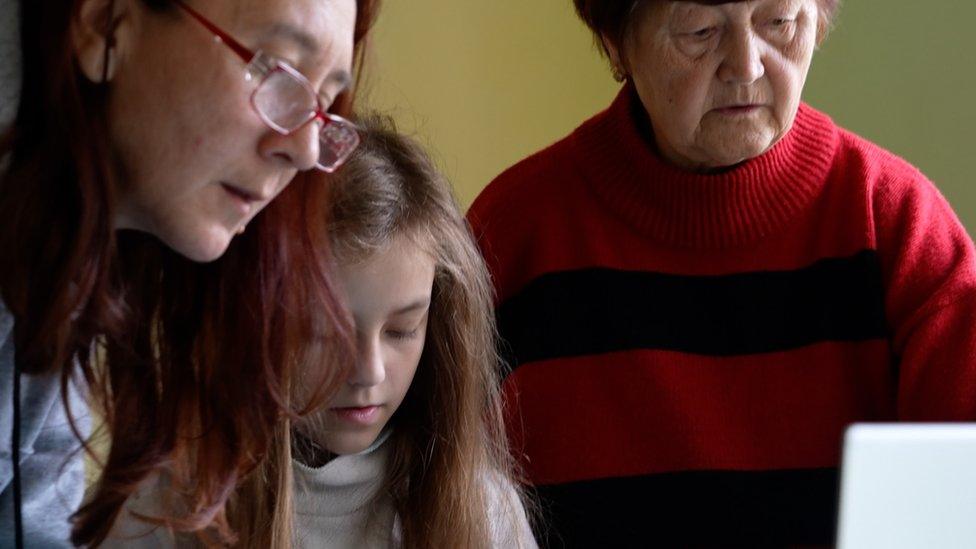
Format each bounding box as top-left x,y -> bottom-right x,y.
0,304 -> 89,548
873,165 -> 976,419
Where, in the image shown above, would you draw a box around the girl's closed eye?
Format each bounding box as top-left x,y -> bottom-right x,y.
384,310 -> 429,341
383,301 -> 430,342
385,326 -> 420,341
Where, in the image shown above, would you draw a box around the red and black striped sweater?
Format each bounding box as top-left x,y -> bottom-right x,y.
468,84 -> 976,548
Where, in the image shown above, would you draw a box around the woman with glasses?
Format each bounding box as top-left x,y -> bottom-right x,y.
0,0 -> 379,546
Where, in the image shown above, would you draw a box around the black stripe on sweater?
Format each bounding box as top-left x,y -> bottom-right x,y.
497,250 -> 887,368
531,468 -> 839,548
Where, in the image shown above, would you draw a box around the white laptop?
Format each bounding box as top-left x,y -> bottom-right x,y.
837,423 -> 976,549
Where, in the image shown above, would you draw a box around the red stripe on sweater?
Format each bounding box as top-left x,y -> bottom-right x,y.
503,340 -> 894,485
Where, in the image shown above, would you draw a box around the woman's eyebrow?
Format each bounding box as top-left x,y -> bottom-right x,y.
325,70 -> 354,94
260,22 -> 353,96
669,5 -> 712,24
260,22 -> 321,55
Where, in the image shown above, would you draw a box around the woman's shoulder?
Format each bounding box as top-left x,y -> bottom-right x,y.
833,127 -> 968,258
0,297 -> 11,344
816,111 -> 973,287
481,469 -> 538,549
813,108 -> 929,193
0,295 -> 86,457
792,103 -> 922,186
101,472 -> 182,548
800,108 -> 952,230
830,123 -> 957,228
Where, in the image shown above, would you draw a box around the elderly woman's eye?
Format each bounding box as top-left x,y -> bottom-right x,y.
769,17 -> 796,27
687,27 -> 717,40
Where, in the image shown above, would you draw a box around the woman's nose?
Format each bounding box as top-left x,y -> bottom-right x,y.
261,118 -> 321,171
719,28 -> 765,85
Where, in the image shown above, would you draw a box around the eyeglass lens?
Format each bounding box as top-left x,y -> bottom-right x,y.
250,62 -> 359,171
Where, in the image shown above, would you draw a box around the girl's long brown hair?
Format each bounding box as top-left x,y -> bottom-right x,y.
226,115 -> 535,548
0,0 -> 381,545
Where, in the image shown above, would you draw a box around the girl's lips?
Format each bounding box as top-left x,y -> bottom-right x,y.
330,405 -> 382,426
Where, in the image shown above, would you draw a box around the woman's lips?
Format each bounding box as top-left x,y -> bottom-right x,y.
714,104 -> 762,116
330,405 -> 382,425
221,182 -> 256,215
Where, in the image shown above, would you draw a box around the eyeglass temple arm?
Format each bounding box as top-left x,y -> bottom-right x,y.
173,0 -> 255,63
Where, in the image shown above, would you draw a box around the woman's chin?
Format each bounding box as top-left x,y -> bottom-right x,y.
687,117 -> 782,167
162,226 -> 235,264
696,134 -> 779,169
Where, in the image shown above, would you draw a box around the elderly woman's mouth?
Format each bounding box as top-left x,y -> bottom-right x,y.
713,104 -> 763,116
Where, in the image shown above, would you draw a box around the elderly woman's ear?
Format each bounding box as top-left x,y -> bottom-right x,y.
601,33 -> 629,82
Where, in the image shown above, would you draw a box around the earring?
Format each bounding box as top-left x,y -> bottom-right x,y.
101,47 -> 115,83
101,0 -> 117,83
611,66 -> 627,82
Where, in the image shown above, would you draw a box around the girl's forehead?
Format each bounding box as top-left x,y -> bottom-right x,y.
335,224 -> 431,264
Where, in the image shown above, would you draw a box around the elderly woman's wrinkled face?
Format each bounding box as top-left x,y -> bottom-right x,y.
607,0 -> 820,170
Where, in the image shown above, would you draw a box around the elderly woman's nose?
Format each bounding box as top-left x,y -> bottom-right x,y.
719,29 -> 765,85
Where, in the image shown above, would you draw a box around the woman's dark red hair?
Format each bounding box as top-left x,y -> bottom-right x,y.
0,0 -> 381,545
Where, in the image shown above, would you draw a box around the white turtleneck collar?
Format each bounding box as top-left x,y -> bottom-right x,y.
291,430 -> 396,548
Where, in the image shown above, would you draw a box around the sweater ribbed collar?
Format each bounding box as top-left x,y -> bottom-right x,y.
292,429 -> 392,518
571,84 -> 839,249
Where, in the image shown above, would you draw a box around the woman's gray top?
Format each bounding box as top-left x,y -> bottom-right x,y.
0,301 -> 89,547
2,4 -> 90,544
1,0 -> 21,129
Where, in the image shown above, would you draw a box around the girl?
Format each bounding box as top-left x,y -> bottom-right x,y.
0,0 -> 379,545
113,115 -> 538,548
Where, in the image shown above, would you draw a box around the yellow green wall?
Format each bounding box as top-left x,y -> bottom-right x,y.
803,1 -> 976,231
364,1 -> 976,232
361,0 -> 618,208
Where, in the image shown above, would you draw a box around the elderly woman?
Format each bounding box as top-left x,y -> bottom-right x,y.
468,0 -> 976,546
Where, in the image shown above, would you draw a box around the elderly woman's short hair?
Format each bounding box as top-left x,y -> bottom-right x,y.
574,0 -> 841,59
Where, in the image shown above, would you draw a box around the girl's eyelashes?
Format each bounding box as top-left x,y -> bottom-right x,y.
382,309 -> 430,342
385,327 -> 421,341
